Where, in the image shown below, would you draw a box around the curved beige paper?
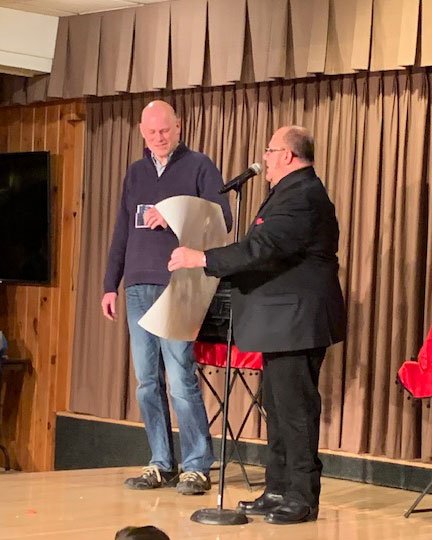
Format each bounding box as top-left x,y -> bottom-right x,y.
138,195 -> 228,341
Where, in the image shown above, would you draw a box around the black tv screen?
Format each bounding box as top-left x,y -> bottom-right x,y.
0,151 -> 51,284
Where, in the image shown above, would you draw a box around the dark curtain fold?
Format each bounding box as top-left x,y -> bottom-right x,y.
70,72 -> 432,460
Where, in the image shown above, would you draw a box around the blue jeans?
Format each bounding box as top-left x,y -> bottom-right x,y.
126,284 -> 214,473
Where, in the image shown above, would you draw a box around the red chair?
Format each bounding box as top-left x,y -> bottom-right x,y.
398,326 -> 432,399
397,326 -> 432,517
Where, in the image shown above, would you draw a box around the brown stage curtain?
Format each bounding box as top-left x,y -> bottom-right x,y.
4,0 -> 432,106
207,0 -> 246,86
71,71 -> 432,460
0,74 -> 50,106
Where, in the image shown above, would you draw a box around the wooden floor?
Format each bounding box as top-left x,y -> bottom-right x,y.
1,464 -> 432,539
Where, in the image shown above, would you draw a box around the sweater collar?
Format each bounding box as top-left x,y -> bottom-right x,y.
144,141 -> 189,165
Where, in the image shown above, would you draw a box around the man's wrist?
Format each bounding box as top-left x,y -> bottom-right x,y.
202,253 -> 207,267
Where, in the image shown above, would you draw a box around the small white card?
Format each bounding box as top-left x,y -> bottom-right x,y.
135,204 -> 154,228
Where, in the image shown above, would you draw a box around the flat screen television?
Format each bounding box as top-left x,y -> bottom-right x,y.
0,151 -> 51,284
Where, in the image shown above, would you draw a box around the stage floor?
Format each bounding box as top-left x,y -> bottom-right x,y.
1,464 -> 432,539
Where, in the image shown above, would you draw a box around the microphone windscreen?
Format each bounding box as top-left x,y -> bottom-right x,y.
250,162 -> 262,174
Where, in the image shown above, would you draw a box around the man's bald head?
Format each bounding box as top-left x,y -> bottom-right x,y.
140,100 -> 181,163
141,100 -> 177,124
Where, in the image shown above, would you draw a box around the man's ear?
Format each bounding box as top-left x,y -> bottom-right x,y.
288,149 -> 296,165
139,122 -> 146,139
283,149 -> 292,165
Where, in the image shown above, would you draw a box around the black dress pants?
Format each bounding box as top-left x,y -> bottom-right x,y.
262,347 -> 326,507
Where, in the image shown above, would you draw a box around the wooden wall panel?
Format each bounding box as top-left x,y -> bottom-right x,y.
0,100 -> 85,471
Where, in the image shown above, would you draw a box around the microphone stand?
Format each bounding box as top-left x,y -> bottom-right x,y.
190,182 -> 249,526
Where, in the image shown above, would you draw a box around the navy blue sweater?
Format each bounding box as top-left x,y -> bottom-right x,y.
104,142 -> 232,292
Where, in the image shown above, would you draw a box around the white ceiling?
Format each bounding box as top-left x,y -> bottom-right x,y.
0,0 -> 169,16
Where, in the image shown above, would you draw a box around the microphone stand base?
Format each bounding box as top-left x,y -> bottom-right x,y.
190,508 -> 249,526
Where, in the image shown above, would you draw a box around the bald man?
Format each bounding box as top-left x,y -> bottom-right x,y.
169,126 -> 346,522
102,100 -> 232,495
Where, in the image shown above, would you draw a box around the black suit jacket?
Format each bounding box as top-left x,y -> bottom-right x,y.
205,166 -> 346,353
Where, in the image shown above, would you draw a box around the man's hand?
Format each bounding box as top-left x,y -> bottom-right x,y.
168,247 -> 205,271
101,292 -> 118,321
144,207 -> 168,229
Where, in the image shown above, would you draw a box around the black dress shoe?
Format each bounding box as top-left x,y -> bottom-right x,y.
237,492 -> 284,515
265,501 -> 318,524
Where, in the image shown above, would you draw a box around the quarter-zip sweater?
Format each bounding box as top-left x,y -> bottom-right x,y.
104,142 -> 232,292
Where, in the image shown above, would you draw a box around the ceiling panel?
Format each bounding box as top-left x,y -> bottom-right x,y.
0,0 -> 168,16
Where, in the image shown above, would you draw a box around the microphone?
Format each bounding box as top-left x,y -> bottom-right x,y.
219,163 -> 262,194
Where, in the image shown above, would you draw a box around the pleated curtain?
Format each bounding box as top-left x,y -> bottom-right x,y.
71,71 -> 432,460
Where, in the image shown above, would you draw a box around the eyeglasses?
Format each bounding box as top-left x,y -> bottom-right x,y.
264,147 -> 288,154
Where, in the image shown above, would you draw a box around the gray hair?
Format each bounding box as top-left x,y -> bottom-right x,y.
283,126 -> 314,163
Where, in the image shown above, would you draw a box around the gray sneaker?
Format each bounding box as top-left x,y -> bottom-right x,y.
176,471 -> 211,495
124,465 -> 178,490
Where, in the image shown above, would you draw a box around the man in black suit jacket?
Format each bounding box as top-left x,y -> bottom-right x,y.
168,126 -> 346,524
